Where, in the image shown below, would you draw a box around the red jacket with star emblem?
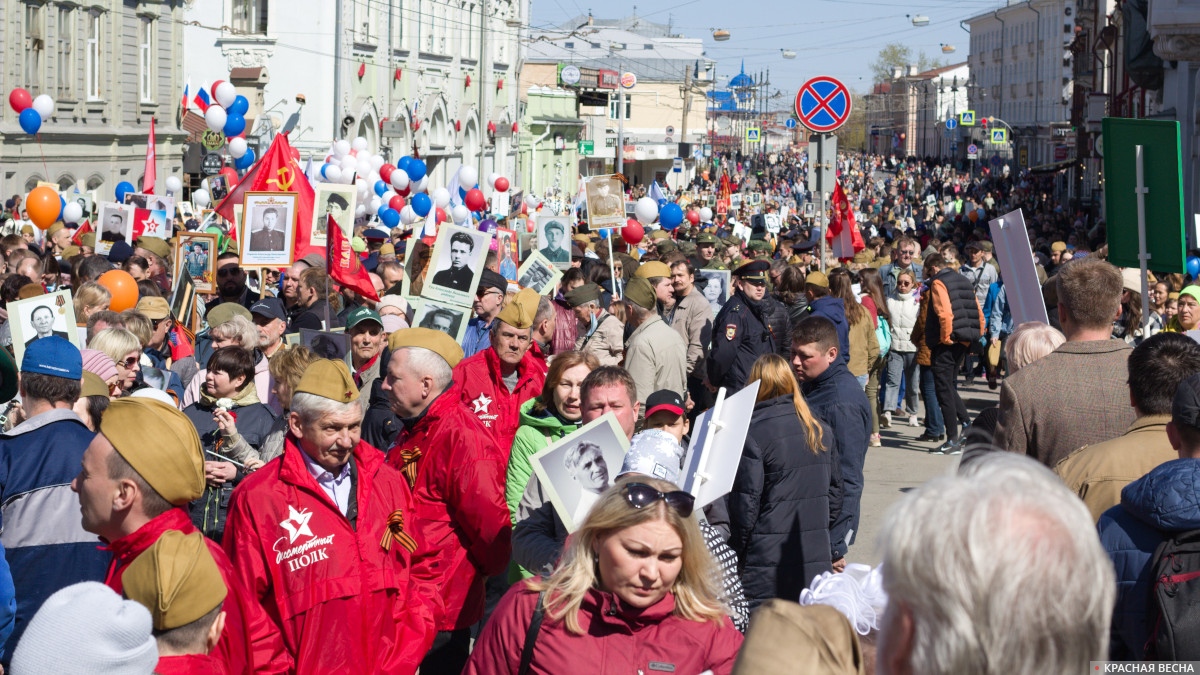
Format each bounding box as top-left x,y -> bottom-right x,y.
104,508 -> 291,675
451,346 -> 546,456
386,389 -> 513,630
222,437 -> 440,675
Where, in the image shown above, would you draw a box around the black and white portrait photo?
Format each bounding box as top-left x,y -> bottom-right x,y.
8,290 -> 81,365
96,203 -> 135,255
411,299 -> 469,343
529,414 -> 631,532
241,192 -> 297,266
584,175 -> 625,229
300,329 -> 351,362
311,184 -> 356,248
516,251 -> 563,296
698,270 -> 730,318
536,216 -> 571,269
423,224 -> 488,307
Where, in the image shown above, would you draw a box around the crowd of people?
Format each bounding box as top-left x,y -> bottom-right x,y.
0,145 -> 1192,674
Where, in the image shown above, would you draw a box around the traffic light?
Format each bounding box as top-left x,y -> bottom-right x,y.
980,118 -> 990,130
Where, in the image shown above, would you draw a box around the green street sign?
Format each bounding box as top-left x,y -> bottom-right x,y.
1102,117 -> 1186,274
578,140 -> 594,155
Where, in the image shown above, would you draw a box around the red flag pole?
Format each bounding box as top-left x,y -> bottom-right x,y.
144,118 -> 157,195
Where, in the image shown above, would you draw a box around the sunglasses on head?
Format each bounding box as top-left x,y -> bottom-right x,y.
621,482 -> 695,518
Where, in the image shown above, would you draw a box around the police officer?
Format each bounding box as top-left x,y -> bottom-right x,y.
708,259 -> 776,393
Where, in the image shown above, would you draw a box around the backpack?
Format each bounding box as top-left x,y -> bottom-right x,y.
876,317 -> 892,358
1148,528 -> 1200,660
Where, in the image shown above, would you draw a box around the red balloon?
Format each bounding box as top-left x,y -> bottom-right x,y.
397,186 -> 410,197
211,79 -> 225,98
8,88 -> 31,114
388,195 -> 406,211
621,219 -> 644,245
380,164 -> 395,183
435,207 -> 448,224
526,218 -> 536,233
464,188 -> 487,212
686,210 -> 700,225
493,176 -> 510,192
219,166 -> 239,187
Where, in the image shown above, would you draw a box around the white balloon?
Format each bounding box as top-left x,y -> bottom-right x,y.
432,187 -> 451,209
524,194 -> 540,209
413,176 -> 428,193
352,137 -> 369,153
62,202 -> 83,224
339,156 -> 357,174
165,176 -> 182,194
333,140 -> 351,157
458,166 -> 479,189
214,82 -> 237,109
193,189 -> 211,207
634,197 -> 659,225
367,172 -> 381,187
699,207 -> 713,222
323,165 -> 343,183
356,204 -> 367,217
390,170 -> 410,191
369,197 -> 382,213
356,159 -> 371,177
32,95 -> 54,121
199,178 -> 210,191
204,106 -> 227,134
228,136 -> 248,159
342,170 -> 358,185
451,204 -> 470,223
400,205 -> 417,225
356,181 -> 370,198
486,173 -> 500,189
369,154 -> 385,171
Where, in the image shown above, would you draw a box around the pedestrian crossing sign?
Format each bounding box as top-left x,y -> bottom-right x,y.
990,128 -> 1008,144
960,111 -> 976,126
746,127 -> 761,142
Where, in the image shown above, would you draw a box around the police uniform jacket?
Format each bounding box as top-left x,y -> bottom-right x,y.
708,289 -> 776,392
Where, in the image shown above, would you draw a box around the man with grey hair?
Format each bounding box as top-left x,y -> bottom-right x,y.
381,328 -> 511,674
876,453 -> 1114,675
529,294 -> 557,365
564,282 -> 623,366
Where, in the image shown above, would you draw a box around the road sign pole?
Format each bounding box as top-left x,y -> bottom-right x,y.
1136,144 -> 1151,333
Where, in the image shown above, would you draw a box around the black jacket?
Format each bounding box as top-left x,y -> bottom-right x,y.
926,267 -> 982,346
708,289 -> 776,393
761,295 -> 792,358
362,377 -> 401,452
728,395 -> 839,609
289,299 -> 344,334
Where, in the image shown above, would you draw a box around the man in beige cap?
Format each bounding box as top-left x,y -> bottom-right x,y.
123,530 -> 228,673
623,276 -> 687,410
223,359 -> 439,674
634,260 -> 676,312
71,397 -> 290,674
133,236 -> 172,292
452,287 -> 548,451
382,328 -> 511,673
564,282 -> 623,366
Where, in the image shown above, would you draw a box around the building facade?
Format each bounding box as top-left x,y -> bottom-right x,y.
182,0 -> 526,189
0,1 -> 186,202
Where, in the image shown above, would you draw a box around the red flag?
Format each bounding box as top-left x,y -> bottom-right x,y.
825,182 -> 865,260
144,118 -> 156,195
215,132 -> 317,262
328,215 -> 379,302
71,220 -> 93,246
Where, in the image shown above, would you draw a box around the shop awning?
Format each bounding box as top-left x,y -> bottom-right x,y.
1028,159 -> 1075,174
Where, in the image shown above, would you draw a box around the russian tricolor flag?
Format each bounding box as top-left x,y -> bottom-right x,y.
192,86 -> 211,113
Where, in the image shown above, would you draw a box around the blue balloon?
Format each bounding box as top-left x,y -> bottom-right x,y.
234,148 -> 255,170
228,95 -> 249,116
660,203 -> 684,230
597,228 -> 609,240
374,180 -> 388,197
115,181 -> 135,203
397,156 -> 412,172
59,196 -> 66,218
379,208 -> 401,229
18,108 -> 41,134
406,159 -> 427,182
320,163 -> 332,180
411,192 -> 432,217
223,113 -> 246,137
1188,257 -> 1200,278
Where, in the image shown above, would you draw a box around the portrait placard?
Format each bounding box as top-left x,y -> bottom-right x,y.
311,183 -> 356,249
174,232 -> 219,294
517,251 -> 563,296
96,202 -> 135,256
300,329 -> 351,362
584,175 -> 625,229
410,298 -> 470,343
240,192 -> 297,266
535,215 -> 573,270
9,290 -> 81,367
530,414 -> 630,533
422,223 -> 489,307
696,270 -> 730,319
495,227 -> 519,283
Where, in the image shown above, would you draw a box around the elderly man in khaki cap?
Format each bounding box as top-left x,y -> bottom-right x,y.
71,397 -> 290,675
623,276 -> 687,410
382,328 -> 511,673
123,530 -> 229,673
223,359 -> 439,675
564,282 -> 623,366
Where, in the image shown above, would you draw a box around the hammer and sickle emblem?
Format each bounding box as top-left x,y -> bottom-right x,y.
266,166 -> 294,191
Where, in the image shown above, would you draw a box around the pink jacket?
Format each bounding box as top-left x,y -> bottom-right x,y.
465,583 -> 744,675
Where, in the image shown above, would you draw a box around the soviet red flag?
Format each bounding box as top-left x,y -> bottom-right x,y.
825,181 -> 865,260
215,132 -> 317,261
328,214 -> 379,303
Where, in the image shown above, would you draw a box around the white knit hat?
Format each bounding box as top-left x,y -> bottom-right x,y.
12,582 -> 158,674
618,429 -> 686,483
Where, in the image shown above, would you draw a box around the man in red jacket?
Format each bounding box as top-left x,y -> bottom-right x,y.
383,328 -> 513,674
452,287 -> 548,455
71,398 -> 290,675
222,359 -> 440,675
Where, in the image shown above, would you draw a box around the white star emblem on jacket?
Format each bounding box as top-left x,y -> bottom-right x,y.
281,505 -> 314,543
472,393 -> 493,414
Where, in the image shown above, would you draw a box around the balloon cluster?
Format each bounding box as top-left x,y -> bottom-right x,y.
202,79 -> 255,170
8,89 -> 55,135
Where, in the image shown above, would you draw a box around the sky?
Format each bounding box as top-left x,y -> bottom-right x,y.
528,0 -> 1012,105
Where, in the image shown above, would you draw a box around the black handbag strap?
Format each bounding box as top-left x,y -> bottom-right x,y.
517,591 -> 547,675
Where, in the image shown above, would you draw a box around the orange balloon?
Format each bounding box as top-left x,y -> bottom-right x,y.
26,186 -> 60,230
98,270 -> 139,312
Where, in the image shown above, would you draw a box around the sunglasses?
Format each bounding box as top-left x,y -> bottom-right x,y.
621,482 -> 695,518
119,357 -> 139,369
217,267 -> 241,278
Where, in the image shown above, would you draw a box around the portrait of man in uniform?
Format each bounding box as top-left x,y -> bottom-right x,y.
584,175 -> 626,229
249,207 -> 286,252
537,218 -> 570,266
423,224 -> 488,306
432,232 -> 476,291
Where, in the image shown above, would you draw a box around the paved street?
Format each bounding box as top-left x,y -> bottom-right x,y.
846,379 -> 1001,567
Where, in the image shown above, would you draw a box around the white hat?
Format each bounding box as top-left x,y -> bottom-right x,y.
12,582 -> 158,674
618,429 -> 686,483
130,387 -> 177,407
1120,267 -> 1143,294
377,295 -> 409,315
381,314 -> 408,333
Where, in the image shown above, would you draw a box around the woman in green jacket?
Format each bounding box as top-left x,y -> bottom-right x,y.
506,350 -> 599,520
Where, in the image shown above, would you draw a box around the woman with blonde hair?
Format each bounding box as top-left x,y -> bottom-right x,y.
469,475 -> 743,674
729,354 -> 837,610
88,327 -> 143,396
72,281 -> 110,341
